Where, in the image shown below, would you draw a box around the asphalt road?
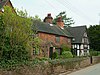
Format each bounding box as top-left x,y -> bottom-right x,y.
67,63 -> 100,75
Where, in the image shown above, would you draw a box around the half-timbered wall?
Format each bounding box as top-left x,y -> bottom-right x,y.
72,32 -> 90,56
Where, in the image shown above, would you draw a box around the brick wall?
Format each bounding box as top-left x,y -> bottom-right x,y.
38,32 -> 71,47
92,56 -> 100,64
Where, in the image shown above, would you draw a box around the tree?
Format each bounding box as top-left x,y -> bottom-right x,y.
0,6 -> 33,61
33,15 -> 41,21
87,25 -> 100,51
53,11 -> 75,27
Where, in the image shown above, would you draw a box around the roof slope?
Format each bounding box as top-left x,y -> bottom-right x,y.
0,0 -> 8,9
65,26 -> 87,43
32,21 -> 73,38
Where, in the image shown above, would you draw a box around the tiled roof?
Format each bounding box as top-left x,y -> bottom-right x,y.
32,21 -> 73,38
65,26 -> 87,43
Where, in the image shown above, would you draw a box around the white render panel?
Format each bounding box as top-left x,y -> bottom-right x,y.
80,44 -> 83,49
77,45 -> 79,49
74,44 -> 77,48
77,50 -> 80,56
88,45 -> 90,49
80,50 -> 84,56
82,38 -> 84,43
72,45 -> 74,49
84,32 -> 87,37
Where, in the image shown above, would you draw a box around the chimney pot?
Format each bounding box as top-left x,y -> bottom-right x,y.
44,13 -> 53,24
47,13 -> 51,17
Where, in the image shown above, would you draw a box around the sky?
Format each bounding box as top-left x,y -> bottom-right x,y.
11,0 -> 100,27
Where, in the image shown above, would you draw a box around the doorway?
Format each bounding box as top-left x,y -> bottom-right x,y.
49,47 -> 53,58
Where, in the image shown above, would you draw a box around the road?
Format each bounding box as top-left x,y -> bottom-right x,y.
67,63 -> 100,75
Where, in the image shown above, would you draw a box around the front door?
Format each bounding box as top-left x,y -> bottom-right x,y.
49,47 -> 53,58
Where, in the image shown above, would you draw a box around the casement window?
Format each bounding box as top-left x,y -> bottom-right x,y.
55,35 -> 60,43
68,38 -> 71,43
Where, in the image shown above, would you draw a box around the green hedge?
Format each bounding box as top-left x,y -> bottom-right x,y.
90,50 -> 100,56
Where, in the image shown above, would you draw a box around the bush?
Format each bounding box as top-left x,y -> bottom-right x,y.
61,51 -> 73,58
61,44 -> 71,52
49,57 -> 83,67
61,44 -> 71,55
90,50 -> 100,56
52,51 -> 59,59
0,6 -> 33,61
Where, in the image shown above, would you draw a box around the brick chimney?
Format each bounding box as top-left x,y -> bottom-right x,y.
43,13 -> 53,24
57,17 -> 64,29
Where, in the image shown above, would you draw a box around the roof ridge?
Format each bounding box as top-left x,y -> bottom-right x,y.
55,25 -> 70,37
68,25 -> 86,28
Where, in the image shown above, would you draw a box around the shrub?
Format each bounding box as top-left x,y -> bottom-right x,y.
61,44 -> 71,52
61,51 -> 73,58
90,50 -> 100,56
52,51 -> 59,59
0,6 -> 33,61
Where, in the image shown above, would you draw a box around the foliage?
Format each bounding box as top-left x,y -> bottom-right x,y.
90,49 -> 100,56
39,57 -> 51,61
61,51 -> 73,58
32,37 -> 42,55
0,56 -> 51,70
31,15 -> 41,36
33,15 -> 41,21
60,44 -> 73,58
49,57 -> 83,67
52,51 -> 59,59
0,6 -> 33,61
61,44 -> 71,52
87,25 -> 100,51
53,11 -> 75,27
0,59 -> 42,70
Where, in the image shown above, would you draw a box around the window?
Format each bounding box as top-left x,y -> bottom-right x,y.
55,35 -> 60,43
68,38 -> 71,43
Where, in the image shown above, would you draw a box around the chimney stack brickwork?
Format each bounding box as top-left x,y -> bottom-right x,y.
57,17 -> 64,29
43,14 -> 64,29
44,13 -> 53,24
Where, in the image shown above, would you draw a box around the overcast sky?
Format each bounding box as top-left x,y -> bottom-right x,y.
11,0 -> 100,27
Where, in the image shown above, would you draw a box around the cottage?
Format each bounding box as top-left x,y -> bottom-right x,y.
33,14 -> 73,58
